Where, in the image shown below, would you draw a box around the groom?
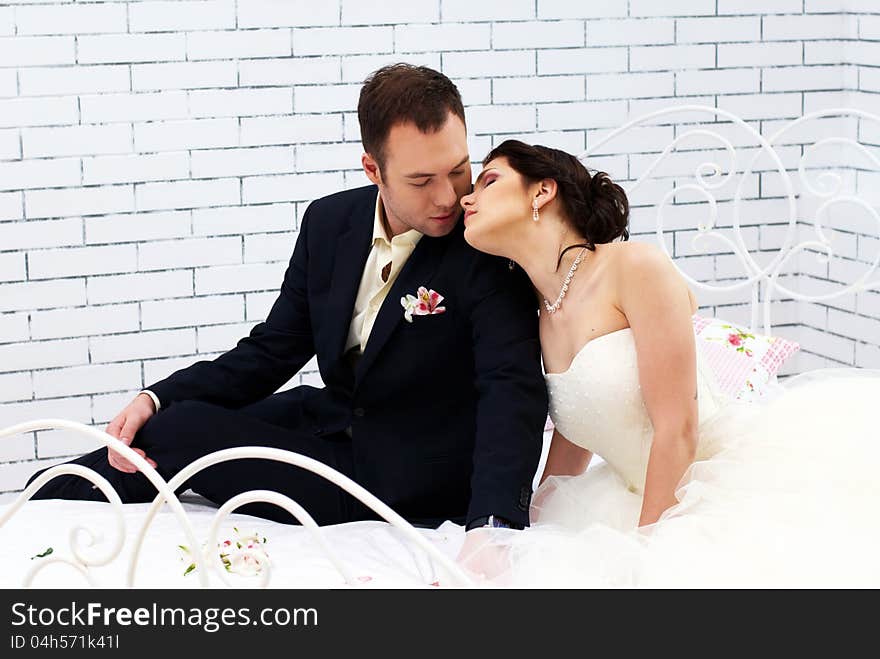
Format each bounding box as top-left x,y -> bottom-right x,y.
27,64 -> 548,531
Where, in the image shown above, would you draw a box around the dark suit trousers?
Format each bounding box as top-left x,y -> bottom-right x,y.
25,390 -> 364,526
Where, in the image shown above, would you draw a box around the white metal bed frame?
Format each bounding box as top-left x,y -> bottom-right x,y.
2,104 -> 880,588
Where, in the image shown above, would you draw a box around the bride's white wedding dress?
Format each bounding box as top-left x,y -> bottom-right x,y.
465,328 -> 880,588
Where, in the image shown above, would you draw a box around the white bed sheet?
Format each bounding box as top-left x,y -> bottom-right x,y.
0,496 -> 465,589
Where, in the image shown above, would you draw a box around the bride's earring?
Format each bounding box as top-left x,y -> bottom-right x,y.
532,199 -> 540,222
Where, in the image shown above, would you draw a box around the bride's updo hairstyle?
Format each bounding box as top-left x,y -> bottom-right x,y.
483,140 -> 630,249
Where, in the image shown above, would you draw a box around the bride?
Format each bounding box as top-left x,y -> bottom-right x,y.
453,140 -> 880,588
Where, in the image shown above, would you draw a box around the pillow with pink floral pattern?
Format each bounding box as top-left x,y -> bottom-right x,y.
692,314 -> 800,402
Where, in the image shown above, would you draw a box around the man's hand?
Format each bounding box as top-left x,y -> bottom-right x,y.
104,393 -> 158,473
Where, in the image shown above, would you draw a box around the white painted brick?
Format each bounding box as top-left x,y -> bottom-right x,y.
34,362 -> 141,399
675,226 -> 760,258
134,118 -> 238,152
841,41 -> 880,69
848,0 -> 880,11
538,47 -> 628,75
466,104 -> 535,135
189,88 -> 293,119
493,20 -> 584,50
0,8 -> 13,36
191,146 -> 294,179
861,15 -> 880,40
538,101 -> 627,131
16,3 -> 126,36
443,50 -> 535,78
538,0 -> 626,19
19,65 -> 130,97
139,236 -> 241,271
676,16 -> 761,43
80,91 -> 189,124
343,0 -> 437,25
78,33 -> 187,64
717,42 -> 803,68
764,66 -> 854,93
0,280 -> 86,313
188,28 -> 292,60
676,69 -> 760,96
36,428 -> 104,460
131,61 -> 237,91
0,397 -> 92,432
0,338 -> 88,373
0,312 -> 30,344
0,129 -> 19,160
243,232 -> 297,263
792,325 -> 856,363
240,115 -> 343,146
294,83 -> 360,113
0,97 -> 78,129
144,353 -> 221,385
245,290 -> 277,321
861,68 -> 880,94
88,271 -> 193,305
25,185 -> 134,220
855,341 -> 880,369
86,211 -> 190,245
92,390 -> 141,427
90,328 -> 196,364
31,303 -> 140,340
586,19 -> 675,46
631,0 -> 715,17
763,15 -> 857,41
0,430 -> 34,461
805,40 -> 850,66
0,36 -> 75,66
237,0 -> 340,28
242,172 -> 346,204
341,53 -> 441,83
29,244 -> 137,280
141,295 -> 244,330
454,79 -> 491,105
0,158 -> 80,191
239,57 -> 341,86
193,204 -> 295,236
586,125 -> 675,156
0,253 -> 25,283
442,0 -> 534,21
295,142 -> 365,172
0,372 -> 30,404
494,75 -> 584,104
717,93 -> 804,121
136,178 -> 240,213
0,459 -> 54,492
196,321 -> 256,353
805,0 -> 848,9
343,112 -> 361,142
0,218 -> 82,250
631,45 -> 715,72
294,27 -> 393,56
129,0 -> 235,32
828,308 -> 880,344
83,153 -> 189,187
587,72 -> 674,100
195,262 -> 285,295
490,130 -> 585,153
395,23 -> 490,53
718,0 -> 804,16
23,124 -> 132,158
0,69 -> 16,97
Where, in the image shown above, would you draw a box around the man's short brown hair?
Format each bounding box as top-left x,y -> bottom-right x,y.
358,63 -> 466,171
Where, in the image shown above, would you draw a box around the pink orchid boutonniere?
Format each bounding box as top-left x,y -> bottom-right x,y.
400,286 -> 446,323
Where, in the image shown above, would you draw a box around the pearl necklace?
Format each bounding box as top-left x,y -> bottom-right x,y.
543,247 -> 588,314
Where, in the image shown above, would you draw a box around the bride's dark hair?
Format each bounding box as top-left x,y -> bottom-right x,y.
482,140 -> 630,252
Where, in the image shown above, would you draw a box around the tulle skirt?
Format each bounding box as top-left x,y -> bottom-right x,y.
456,369 -> 880,588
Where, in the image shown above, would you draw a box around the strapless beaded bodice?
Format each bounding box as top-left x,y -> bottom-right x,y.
545,328 -> 726,493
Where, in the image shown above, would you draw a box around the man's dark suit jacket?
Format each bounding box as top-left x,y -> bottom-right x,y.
147,184 -> 548,529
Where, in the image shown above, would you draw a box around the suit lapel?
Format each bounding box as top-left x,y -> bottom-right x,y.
321,197 -> 374,360
355,233 -> 449,385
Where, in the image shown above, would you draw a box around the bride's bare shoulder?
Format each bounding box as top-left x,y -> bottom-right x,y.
605,240 -> 673,272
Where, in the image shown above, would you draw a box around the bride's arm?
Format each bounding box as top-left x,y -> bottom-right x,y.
539,428 -> 592,485
616,243 -> 699,527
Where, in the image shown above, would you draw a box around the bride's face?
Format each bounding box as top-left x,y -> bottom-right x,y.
460,157 -> 532,257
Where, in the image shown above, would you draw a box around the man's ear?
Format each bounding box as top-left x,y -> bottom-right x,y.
362,153 -> 382,186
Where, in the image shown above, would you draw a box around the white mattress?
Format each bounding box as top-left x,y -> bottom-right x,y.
0,496 -> 465,589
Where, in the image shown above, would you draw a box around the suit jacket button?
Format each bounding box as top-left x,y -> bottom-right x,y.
353,407 -> 365,417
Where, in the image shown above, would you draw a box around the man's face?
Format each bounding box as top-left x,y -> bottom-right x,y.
363,112 -> 471,238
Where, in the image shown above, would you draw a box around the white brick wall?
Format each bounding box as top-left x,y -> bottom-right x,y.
2,1 -> 880,491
